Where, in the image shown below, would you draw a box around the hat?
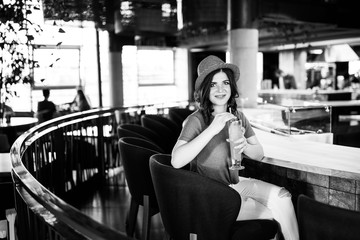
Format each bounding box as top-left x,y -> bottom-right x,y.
195,55 -> 240,91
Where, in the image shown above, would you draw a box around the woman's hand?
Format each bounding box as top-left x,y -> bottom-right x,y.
231,137 -> 248,154
207,112 -> 236,136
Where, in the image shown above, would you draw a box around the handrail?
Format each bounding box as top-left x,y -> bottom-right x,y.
10,107 -> 133,240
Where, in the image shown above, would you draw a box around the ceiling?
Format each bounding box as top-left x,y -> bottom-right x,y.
177,0 -> 360,52
257,0 -> 360,51
42,0 -> 360,52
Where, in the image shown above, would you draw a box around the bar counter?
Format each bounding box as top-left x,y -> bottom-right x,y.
242,108 -> 360,211
0,117 -> 38,146
253,128 -> 360,180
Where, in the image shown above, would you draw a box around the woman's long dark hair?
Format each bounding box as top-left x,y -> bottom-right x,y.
194,68 -> 239,125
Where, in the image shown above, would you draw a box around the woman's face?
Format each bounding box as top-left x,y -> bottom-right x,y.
209,71 -> 231,108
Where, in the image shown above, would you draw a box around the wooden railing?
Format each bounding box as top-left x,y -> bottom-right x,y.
10,107 -> 135,240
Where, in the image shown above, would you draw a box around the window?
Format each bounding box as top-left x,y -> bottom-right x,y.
33,46 -> 81,88
5,23 -> 102,112
122,46 -> 188,107
136,48 -> 175,86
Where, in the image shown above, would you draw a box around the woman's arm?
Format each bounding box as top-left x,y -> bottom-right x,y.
171,129 -> 215,169
171,112 -> 236,168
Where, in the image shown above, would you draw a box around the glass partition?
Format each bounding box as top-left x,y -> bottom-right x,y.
247,102 -> 332,143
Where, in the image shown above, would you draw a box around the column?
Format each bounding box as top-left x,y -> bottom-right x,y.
109,53 -> 123,107
227,0 -> 258,108
294,50 -> 307,89
279,50 -> 307,89
108,32 -> 134,107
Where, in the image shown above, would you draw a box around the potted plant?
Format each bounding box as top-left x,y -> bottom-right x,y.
0,0 -> 42,122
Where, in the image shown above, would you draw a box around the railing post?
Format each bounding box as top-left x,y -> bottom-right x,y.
97,116 -> 106,182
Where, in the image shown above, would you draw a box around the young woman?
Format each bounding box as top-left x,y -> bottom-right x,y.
171,55 -> 299,240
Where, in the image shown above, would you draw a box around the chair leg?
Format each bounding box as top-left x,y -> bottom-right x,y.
162,232 -> 171,240
162,236 -> 168,240
142,195 -> 151,240
126,198 -> 139,237
190,233 -> 197,240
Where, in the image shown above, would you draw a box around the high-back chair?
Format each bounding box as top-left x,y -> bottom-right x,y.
119,124 -> 165,152
149,154 -> 278,240
117,128 -> 165,171
141,116 -> 178,154
297,194 -> 360,240
168,107 -> 194,128
118,137 -> 163,240
142,114 -> 181,136
118,126 -> 147,140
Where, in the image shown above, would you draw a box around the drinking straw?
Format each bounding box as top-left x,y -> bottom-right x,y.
251,122 -> 290,137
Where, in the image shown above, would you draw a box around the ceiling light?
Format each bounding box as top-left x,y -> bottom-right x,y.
309,49 -> 323,55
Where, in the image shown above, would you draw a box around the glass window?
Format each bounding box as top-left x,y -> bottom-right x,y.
33,47 -> 81,88
136,48 -> 175,86
122,46 -> 188,107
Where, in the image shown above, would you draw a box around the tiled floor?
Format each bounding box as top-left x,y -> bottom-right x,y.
75,168 -> 166,240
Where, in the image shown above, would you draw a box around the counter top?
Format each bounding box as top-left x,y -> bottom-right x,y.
258,99 -> 360,108
254,127 -> 360,181
304,100 -> 360,107
0,117 -> 38,128
259,89 -> 352,95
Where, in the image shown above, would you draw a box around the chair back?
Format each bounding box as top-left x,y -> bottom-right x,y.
118,127 -> 151,141
118,137 -> 161,208
141,116 -> 178,153
143,114 -> 181,136
168,108 -> 194,128
149,154 -> 240,240
297,194 -> 360,240
119,124 -> 164,151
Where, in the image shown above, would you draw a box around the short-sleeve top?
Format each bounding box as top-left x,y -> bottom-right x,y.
178,110 -> 255,185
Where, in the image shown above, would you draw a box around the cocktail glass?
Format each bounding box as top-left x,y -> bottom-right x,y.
228,119 -> 245,170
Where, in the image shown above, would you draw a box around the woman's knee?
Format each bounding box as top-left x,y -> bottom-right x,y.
268,188 -> 294,212
278,188 -> 291,198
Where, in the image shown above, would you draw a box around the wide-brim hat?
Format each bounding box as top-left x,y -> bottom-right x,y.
195,55 -> 240,91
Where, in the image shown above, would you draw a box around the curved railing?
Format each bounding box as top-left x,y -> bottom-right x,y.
10,107 -> 135,240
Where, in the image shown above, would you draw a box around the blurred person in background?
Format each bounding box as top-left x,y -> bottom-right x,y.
36,88 -> 57,123
283,74 -> 297,89
70,89 -> 91,112
1,100 -> 14,123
